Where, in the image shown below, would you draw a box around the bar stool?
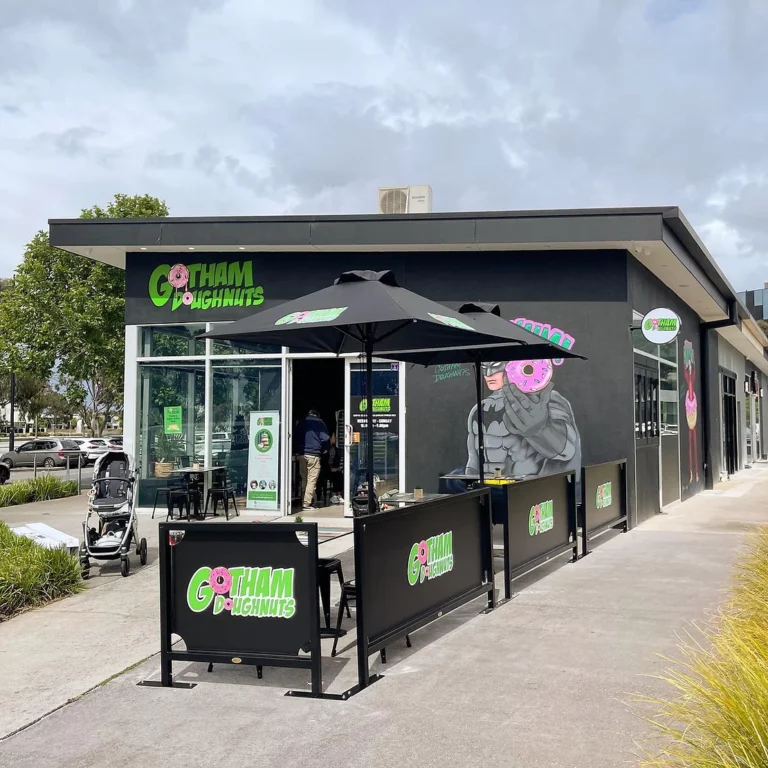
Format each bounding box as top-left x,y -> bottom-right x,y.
317,557 -> 345,629
204,468 -> 239,520
152,478 -> 184,519
166,485 -> 201,521
330,580 -> 411,661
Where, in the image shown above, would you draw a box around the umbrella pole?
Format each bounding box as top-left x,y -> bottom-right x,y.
475,361 -> 485,485
365,334 -> 376,517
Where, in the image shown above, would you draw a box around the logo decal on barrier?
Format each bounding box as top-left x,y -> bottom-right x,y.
528,500 -> 554,536
407,531 -> 454,586
186,566 -> 296,619
596,482 -> 612,509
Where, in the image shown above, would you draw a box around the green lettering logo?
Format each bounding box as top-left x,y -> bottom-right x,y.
407,532 -> 454,586
359,398 -> 391,412
185,566 -> 296,619
528,500 -> 554,536
148,261 -> 263,312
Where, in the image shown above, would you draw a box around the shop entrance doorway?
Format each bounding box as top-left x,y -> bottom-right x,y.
722,372 -> 737,476
634,355 -> 661,522
289,358 -> 345,512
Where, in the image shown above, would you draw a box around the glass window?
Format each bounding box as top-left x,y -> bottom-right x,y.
211,360 -> 283,508
137,361 -> 206,506
208,323 -> 281,356
660,362 -> 679,436
755,289 -> 763,306
140,325 -> 206,357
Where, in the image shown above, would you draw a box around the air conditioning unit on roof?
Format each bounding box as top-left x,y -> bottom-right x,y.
377,185 -> 433,214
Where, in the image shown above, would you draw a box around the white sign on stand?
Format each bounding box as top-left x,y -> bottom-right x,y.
247,410 -> 280,511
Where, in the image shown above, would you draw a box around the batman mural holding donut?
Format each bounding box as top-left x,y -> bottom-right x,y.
463,320 -> 581,479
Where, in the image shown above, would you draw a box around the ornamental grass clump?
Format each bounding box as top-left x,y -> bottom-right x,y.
0,520 -> 82,619
638,527 -> 768,766
0,476 -> 79,508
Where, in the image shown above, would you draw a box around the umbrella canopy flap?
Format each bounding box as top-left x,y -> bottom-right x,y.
201,270 -> 542,354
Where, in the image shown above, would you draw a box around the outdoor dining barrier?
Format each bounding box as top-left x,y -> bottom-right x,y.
580,459 -> 628,556
353,487 -> 495,691
489,470 -> 578,600
145,521 -> 329,698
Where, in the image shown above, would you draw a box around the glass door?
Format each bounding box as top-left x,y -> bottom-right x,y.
343,360 -> 402,517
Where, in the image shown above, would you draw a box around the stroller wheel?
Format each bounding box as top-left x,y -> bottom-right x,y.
120,557 -> 130,577
139,538 -> 148,566
81,568 -> 90,580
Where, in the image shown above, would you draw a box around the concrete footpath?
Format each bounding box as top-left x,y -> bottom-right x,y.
1,468 -> 767,766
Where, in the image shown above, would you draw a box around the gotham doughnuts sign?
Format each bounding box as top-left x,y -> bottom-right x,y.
641,308 -> 681,345
149,261 -> 264,313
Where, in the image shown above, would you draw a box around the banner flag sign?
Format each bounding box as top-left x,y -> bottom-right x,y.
164,406 -> 183,434
247,411 -> 280,511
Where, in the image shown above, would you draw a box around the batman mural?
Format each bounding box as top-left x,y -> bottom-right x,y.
464,317 -> 581,479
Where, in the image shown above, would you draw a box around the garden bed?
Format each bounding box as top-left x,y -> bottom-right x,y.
0,520 -> 83,619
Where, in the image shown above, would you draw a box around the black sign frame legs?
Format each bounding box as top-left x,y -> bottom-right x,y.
483,496 -> 497,610
159,533 -> 174,686
569,475 -> 579,563
580,466 -> 589,559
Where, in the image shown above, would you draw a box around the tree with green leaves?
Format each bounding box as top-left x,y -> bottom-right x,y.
0,193 -> 169,435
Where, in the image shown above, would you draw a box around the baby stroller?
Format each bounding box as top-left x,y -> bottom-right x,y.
79,450 -> 146,578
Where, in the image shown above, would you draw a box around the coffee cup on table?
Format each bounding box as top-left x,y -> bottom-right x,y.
494,467 -> 502,479
192,462 -> 200,470
413,487 -> 424,500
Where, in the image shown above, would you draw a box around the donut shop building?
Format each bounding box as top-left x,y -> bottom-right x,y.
49,206 -> 768,526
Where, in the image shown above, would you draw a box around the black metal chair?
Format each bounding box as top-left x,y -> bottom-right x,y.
317,557 -> 345,629
331,580 -> 411,661
152,477 -> 185,519
203,468 -> 239,520
166,484 -> 202,521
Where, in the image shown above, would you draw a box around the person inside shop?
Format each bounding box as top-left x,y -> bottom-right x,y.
322,432 -> 344,505
294,408 -> 330,511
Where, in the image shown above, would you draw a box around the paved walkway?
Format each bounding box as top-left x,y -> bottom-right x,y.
1,467 -> 766,765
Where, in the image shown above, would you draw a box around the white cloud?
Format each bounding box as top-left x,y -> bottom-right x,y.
0,0 -> 766,296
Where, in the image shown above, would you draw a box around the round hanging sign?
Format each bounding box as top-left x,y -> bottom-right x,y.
641,308 -> 681,344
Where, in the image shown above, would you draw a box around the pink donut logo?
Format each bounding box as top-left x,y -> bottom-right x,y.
505,360 -> 553,393
209,566 -> 232,595
168,264 -> 189,289
417,540 -> 428,565
182,291 -> 194,306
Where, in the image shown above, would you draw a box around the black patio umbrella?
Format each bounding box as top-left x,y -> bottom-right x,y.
202,271 -> 546,515
378,303 -> 585,484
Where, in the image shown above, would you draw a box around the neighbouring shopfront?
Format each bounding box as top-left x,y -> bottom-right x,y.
50,207 -> 768,523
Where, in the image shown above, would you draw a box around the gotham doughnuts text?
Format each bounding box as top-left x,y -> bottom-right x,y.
149,261 -> 264,312
186,566 -> 296,619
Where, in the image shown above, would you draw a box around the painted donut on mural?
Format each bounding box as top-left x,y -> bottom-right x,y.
505,360 -> 553,394
685,391 -> 698,430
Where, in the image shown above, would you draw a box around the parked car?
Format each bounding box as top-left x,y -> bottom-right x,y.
77,438 -> 110,465
107,436 -> 123,448
1,439 -> 82,469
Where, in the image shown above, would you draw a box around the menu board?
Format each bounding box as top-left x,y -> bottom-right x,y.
247,411 -> 280,511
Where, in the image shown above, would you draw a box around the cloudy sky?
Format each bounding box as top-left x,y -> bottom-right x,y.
1,0 -> 767,289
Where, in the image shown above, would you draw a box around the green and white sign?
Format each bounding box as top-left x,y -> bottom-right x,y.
596,482 -> 612,509
163,406 -> 183,434
641,308 -> 681,345
529,500 -> 554,536
247,410 -> 280,511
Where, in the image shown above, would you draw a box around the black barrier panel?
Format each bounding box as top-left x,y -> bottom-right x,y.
494,471 -> 577,598
355,488 -> 494,688
581,460 -> 628,555
155,522 -> 322,696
